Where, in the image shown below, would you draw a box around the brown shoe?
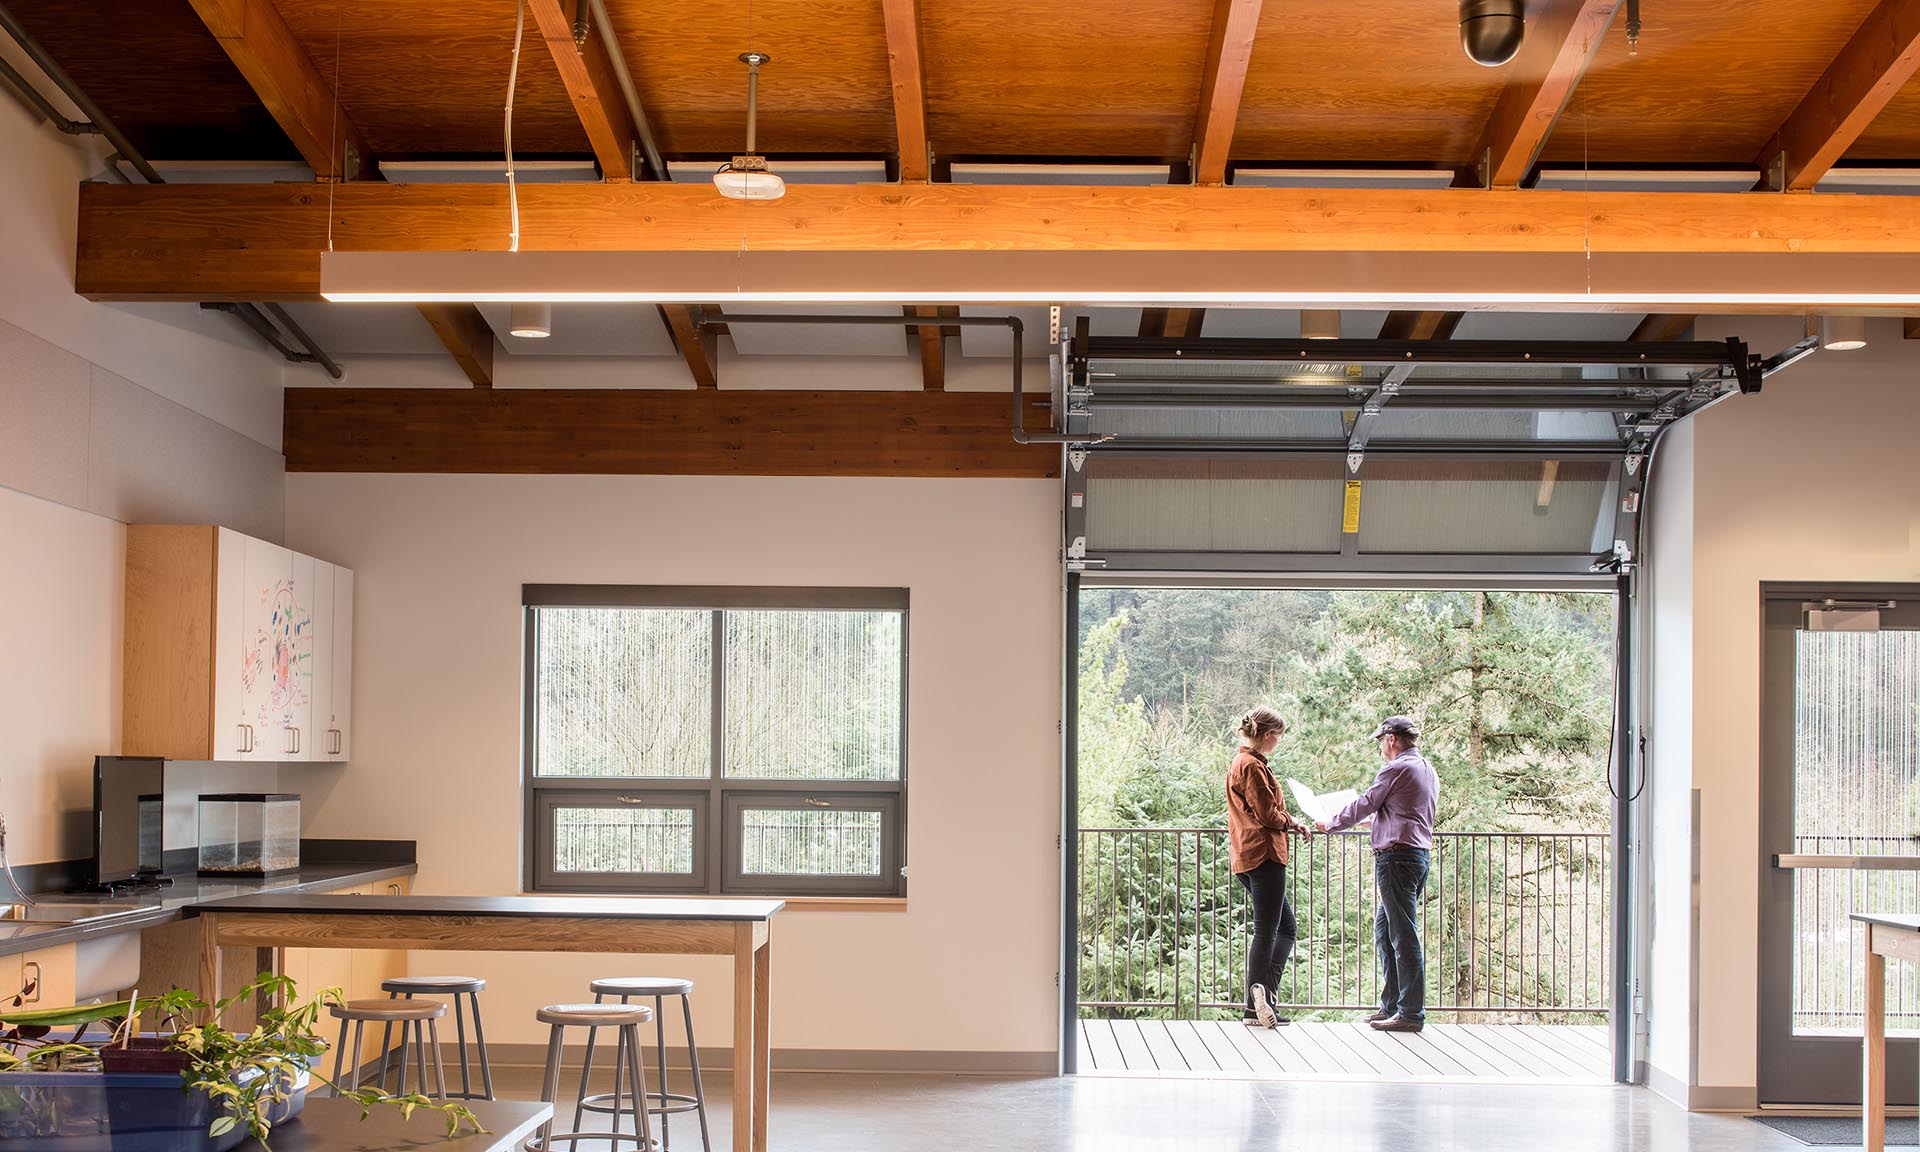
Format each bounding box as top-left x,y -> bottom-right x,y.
1364,1010 -> 1392,1023
1370,1015 -> 1424,1033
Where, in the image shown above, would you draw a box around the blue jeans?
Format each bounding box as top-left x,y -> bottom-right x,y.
1374,848 -> 1430,1022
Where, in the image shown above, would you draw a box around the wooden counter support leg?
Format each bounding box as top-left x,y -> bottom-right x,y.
1865,924 -> 1887,1152
753,929 -> 771,1152
733,923 -> 756,1152
198,915 -> 222,1009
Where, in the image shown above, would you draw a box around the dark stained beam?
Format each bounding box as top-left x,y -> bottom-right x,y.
184,0 -> 373,180
415,304 -> 497,387
1377,311 -> 1463,340
880,0 -> 931,182
528,0 -> 639,181
659,304 -> 719,388
1464,0 -> 1621,189
1628,314 -> 1695,341
1137,308 -> 1205,337
907,305 -> 945,389
283,388 -> 1060,477
1191,0 -> 1264,186
1905,316 -> 1920,339
1756,0 -> 1920,191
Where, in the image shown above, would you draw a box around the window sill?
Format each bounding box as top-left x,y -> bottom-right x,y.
524,892 -> 907,912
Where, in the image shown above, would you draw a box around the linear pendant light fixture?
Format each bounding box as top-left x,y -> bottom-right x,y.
319,249 -> 1920,307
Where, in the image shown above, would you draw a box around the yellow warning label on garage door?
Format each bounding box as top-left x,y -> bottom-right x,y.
1342,479 -> 1362,534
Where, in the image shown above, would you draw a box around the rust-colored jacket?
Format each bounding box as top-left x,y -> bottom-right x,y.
1226,748 -> 1305,873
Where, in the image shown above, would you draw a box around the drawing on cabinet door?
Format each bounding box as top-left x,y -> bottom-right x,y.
311,562 -> 335,762
237,538 -> 313,759
332,567 -> 353,759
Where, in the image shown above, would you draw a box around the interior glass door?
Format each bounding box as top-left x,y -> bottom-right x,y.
1759,588 -> 1920,1105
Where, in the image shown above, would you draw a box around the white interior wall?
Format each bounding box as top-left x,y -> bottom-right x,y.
282,473 -> 1063,1058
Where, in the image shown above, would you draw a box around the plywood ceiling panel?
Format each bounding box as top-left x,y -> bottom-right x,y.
1232,0 -> 1506,164
1537,0 -> 1882,164
1847,81 -> 1920,160
1,0 -> 296,160
601,0 -> 896,155
920,0 -> 1216,158
274,0 -> 590,156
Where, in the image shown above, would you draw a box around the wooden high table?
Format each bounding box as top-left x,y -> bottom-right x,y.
190,893 -> 782,1152
1853,912 -> 1920,1152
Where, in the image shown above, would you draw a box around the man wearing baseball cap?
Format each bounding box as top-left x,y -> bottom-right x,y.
1316,715 -> 1438,1033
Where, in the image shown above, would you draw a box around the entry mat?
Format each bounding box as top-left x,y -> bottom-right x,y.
1751,1115 -> 1918,1146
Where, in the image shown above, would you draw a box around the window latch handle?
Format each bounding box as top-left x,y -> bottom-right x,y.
616,794 -> 645,804
804,797 -> 830,808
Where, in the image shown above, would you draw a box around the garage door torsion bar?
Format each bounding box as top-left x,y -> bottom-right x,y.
0,2 -> 161,183
1083,336 -> 1757,376
707,312 -> 1088,444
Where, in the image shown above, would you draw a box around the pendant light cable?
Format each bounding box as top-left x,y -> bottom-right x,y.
326,2 -> 343,251
506,0 -> 526,252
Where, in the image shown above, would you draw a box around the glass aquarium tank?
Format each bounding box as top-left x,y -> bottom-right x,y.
196,793 -> 300,877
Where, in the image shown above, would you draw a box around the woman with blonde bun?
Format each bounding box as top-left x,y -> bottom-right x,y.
1225,705 -> 1311,1028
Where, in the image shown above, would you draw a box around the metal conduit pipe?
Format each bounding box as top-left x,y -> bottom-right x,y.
0,1 -> 161,183
706,312 -> 1089,444
584,0 -> 666,181
0,52 -> 95,134
200,303 -> 345,380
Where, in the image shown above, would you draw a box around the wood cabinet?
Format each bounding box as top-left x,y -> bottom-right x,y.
125,525 -> 352,763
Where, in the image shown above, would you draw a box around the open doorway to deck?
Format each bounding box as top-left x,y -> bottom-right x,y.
1069,585 -> 1617,1084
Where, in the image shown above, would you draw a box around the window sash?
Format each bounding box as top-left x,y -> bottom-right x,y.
522,588 -> 909,897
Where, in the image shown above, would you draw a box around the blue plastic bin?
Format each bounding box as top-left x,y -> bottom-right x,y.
0,1067 -> 307,1151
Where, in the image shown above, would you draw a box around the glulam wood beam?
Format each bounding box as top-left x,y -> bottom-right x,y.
1376,311 -> 1462,340
1628,313 -> 1695,341
184,0 -> 373,181
907,305 -> 945,389
1755,0 -> 1920,191
880,0 -> 931,182
528,0 -> 639,181
1465,0 -> 1620,189
415,304 -> 497,387
659,304 -> 718,388
283,388 -> 1059,477
1191,0 -> 1263,186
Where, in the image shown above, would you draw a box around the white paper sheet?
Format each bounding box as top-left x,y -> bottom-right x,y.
1287,778 -> 1360,827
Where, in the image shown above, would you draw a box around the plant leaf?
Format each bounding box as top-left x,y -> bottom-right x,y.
209,1116 -> 238,1137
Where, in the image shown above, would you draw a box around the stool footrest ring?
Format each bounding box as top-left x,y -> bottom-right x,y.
577,1090 -> 703,1116
523,1133 -> 659,1152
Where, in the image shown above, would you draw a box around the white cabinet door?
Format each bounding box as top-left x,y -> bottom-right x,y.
308,562 -> 334,764
235,536 -> 310,761
285,551 -> 317,760
211,528 -> 247,759
330,566 -> 353,760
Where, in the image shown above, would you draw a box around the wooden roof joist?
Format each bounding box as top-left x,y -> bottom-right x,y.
75,182 -> 1920,303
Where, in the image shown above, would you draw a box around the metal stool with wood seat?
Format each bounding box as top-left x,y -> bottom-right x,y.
528,1003 -> 656,1152
327,998 -> 447,1099
576,977 -> 709,1152
381,975 -> 494,1100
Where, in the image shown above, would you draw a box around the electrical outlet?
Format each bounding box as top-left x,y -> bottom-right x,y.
22,962 -> 40,1003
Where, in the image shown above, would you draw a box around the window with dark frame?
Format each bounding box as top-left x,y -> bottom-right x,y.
523,586 -> 908,898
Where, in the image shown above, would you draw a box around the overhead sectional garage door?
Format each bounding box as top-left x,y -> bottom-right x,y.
1057,331 -> 1781,578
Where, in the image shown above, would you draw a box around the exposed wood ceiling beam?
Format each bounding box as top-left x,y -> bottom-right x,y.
527,0 -> 638,182
906,305 -> 945,389
283,388 -> 1059,477
1376,311 -> 1463,340
659,304 -> 718,388
1138,308 -> 1206,337
415,304 -> 497,387
184,0 -> 373,181
1628,314 -> 1695,341
1464,0 -> 1621,189
1905,316 -> 1920,339
880,0 -> 931,182
76,182 -> 1920,300
1191,0 -> 1264,186
1755,0 -> 1920,192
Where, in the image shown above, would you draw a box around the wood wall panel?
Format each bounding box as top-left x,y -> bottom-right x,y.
282,388 -> 1060,477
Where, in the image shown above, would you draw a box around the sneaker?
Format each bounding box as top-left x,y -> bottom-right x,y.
1241,1013 -> 1267,1027
1370,1015 -> 1425,1033
1250,985 -> 1279,1029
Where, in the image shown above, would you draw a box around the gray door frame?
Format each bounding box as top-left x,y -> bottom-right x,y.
1757,581 -> 1920,1105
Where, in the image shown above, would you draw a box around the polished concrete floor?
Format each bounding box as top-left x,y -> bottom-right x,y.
481,1066 -> 1818,1151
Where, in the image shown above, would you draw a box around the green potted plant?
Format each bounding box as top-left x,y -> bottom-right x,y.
0,972 -> 484,1149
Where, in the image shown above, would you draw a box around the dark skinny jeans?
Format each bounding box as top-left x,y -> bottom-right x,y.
1233,859 -> 1296,1014
1374,847 -> 1431,1022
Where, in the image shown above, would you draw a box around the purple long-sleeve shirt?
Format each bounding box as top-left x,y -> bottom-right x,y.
1325,748 -> 1438,852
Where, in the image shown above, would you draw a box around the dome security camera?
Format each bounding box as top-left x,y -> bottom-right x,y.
1460,0 -> 1525,66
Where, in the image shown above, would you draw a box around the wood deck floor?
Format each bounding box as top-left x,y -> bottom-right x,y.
1078,1019 -> 1612,1084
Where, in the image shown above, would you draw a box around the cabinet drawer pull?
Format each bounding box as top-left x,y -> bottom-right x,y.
387,883 -> 402,895
329,729 -> 342,755
284,727 -> 299,755
238,723 -> 254,753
